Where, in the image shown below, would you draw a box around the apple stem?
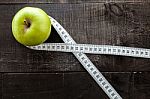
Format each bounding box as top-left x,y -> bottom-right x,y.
24,20 -> 31,28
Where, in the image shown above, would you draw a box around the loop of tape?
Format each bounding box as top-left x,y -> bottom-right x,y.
27,16 -> 149,99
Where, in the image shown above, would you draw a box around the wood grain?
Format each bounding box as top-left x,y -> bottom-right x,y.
2,72 -> 150,99
1,3 -> 150,72
133,72 -> 150,99
2,73 -> 64,99
2,72 -> 133,99
0,0 -> 149,4
0,74 -> 2,99
0,1 -> 150,99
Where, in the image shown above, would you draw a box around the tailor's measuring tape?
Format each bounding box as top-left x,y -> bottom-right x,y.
28,16 -> 122,99
27,16 -> 149,99
28,43 -> 150,59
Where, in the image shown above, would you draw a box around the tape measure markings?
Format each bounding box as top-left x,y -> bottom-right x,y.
28,43 -> 150,58
27,16 -> 150,98
26,15 -> 149,99
51,16 -> 122,99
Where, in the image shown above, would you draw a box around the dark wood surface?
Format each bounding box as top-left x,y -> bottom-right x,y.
0,0 -> 149,3
1,73 -> 133,99
0,74 -> 2,99
0,0 -> 150,99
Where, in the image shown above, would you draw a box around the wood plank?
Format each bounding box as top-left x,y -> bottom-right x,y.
3,73 -> 64,99
0,0 -> 149,4
0,74 -> 2,99
1,3 -> 150,72
132,72 -> 150,99
2,72 -> 133,99
64,72 -> 133,99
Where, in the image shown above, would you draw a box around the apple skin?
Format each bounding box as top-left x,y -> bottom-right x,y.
12,7 -> 51,46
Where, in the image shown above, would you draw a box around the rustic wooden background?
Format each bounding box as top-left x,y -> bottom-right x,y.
0,0 -> 150,99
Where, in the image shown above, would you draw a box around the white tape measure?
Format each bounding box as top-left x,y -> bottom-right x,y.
27,16 -> 149,99
28,43 -> 150,59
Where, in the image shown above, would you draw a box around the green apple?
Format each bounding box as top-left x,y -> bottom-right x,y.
12,7 -> 51,46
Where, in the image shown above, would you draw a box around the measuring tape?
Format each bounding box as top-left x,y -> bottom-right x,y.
27,16 -> 150,99
28,43 -> 150,59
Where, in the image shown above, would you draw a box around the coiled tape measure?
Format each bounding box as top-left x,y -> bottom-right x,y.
27,16 -> 150,99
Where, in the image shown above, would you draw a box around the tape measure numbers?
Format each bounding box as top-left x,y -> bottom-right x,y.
50,16 -> 122,99
28,43 -> 150,58
27,16 -> 149,99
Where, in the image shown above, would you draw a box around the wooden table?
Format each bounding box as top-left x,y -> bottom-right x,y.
0,0 -> 150,99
